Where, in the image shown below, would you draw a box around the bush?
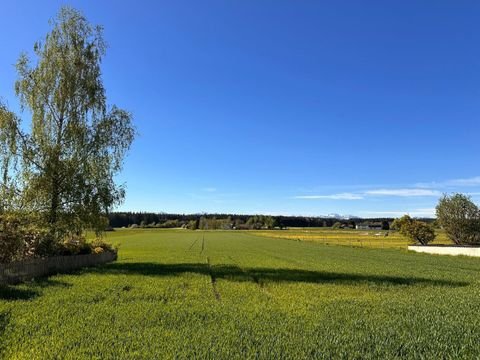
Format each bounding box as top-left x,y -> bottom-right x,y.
0,217 -> 24,263
186,220 -> 198,230
391,216 -> 411,231
57,237 -> 116,256
332,222 -> 342,229
436,194 -> 480,245
0,212 -> 116,263
404,221 -> 436,245
59,236 -> 92,256
93,247 -> 104,254
0,214 -> 52,262
392,215 -> 436,245
90,238 -> 117,253
157,220 -> 180,228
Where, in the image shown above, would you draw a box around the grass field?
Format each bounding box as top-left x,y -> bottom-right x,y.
253,228 -> 451,249
1,229 -> 480,359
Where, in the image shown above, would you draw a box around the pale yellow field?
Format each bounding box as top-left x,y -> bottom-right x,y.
252,228 -> 451,249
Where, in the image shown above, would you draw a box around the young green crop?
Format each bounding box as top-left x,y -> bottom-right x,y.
253,227 -> 451,249
1,229 -> 479,359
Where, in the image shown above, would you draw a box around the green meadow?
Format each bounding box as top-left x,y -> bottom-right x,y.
252,227 -> 451,249
1,229 -> 480,359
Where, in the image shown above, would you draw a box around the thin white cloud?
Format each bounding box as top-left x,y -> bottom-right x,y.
294,177 -> 480,202
416,176 -> 480,188
448,176 -> 480,186
365,188 -> 440,197
294,188 -> 440,200
294,193 -> 364,200
202,187 -> 217,192
361,208 -> 436,218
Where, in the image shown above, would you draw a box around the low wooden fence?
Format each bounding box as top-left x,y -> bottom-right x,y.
0,251 -> 117,285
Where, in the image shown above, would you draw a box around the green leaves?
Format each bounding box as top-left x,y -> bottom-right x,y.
436,194 -> 480,245
0,6 -> 135,246
392,215 -> 436,245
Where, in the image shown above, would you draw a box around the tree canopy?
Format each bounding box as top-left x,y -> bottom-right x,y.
391,215 -> 436,246
436,194 -> 480,245
0,6 -> 135,249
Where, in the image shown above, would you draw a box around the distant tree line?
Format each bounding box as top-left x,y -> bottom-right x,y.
108,212 -> 409,230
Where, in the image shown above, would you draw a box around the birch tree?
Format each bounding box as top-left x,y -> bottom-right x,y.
0,6 -> 135,244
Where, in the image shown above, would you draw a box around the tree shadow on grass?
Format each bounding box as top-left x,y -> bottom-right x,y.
0,312 -> 9,341
92,262 -> 468,288
0,279 -> 71,301
0,286 -> 38,301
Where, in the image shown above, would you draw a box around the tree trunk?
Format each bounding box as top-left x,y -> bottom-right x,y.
49,174 -> 60,226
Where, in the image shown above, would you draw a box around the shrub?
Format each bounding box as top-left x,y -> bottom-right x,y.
332,222 -> 342,229
23,227 -> 55,258
59,236 -> 92,256
392,215 -> 436,245
157,220 -> 180,228
403,221 -> 436,245
187,220 -> 198,230
436,194 -> 480,245
93,247 -> 104,254
0,212 -> 120,263
90,239 -> 116,253
0,214 -> 52,262
0,216 -> 24,263
391,215 -> 412,231
56,237 -> 116,256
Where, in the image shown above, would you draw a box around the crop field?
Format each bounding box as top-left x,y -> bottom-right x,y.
253,228 -> 451,249
1,229 -> 480,359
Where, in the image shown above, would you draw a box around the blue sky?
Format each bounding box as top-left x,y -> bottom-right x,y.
1,1 -> 480,217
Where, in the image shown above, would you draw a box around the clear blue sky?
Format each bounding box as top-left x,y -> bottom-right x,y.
2,1 -> 480,217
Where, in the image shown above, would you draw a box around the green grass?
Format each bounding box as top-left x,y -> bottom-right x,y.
1,229 -> 480,359
253,227 -> 451,248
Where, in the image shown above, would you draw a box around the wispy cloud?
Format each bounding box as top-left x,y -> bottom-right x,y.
294,188 -> 439,200
202,187 -> 217,192
294,176 -> 480,202
416,176 -> 480,188
448,176 -> 480,186
294,193 -> 364,200
364,188 -> 441,197
360,208 -> 436,218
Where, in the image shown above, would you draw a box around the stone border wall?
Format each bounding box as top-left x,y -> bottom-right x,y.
0,251 -> 117,285
408,246 -> 480,258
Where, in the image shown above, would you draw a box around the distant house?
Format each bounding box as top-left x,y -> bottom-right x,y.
356,222 -> 383,230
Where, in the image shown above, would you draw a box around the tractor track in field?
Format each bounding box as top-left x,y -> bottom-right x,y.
187,236 -> 199,251
200,235 -> 205,254
206,256 -> 220,301
227,256 -> 269,294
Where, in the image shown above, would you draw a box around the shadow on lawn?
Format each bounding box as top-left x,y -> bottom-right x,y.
0,279 -> 71,301
0,287 -> 38,301
0,312 -> 9,334
93,262 -> 468,287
